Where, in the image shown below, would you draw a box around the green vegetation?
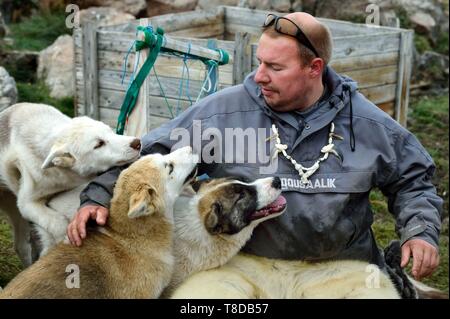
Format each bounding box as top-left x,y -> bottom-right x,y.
16,81 -> 74,117
371,94 -> 449,293
0,216 -> 22,288
2,9 -> 70,52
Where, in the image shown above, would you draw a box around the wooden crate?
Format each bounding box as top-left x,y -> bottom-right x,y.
74,6 -> 413,133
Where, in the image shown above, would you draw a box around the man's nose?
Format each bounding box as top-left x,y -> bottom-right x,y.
254,64 -> 269,84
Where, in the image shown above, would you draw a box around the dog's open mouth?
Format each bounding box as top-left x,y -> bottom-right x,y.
183,165 -> 198,185
250,195 -> 287,221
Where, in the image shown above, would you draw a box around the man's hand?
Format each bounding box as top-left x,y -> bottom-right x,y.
401,238 -> 439,280
67,205 -> 109,246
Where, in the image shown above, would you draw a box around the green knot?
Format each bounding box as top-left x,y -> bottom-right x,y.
135,26 -> 165,51
215,48 -> 229,65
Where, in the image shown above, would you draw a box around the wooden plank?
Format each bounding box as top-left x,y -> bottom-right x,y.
224,6 -> 275,31
395,31 -> 413,127
319,17 -> 401,36
97,31 -> 235,64
147,8 -> 225,33
341,65 -> 398,89
332,32 -> 401,59
329,52 -> 399,72
359,84 -> 396,105
96,51 -> 234,85
95,68 -> 231,97
166,23 -> 225,39
222,5 -> 403,37
233,32 -> 252,85
226,23 -> 263,39
82,21 -> 99,119
98,107 -> 172,131
98,90 -> 192,118
250,33 -> 401,68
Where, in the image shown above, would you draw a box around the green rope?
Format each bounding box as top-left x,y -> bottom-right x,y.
116,26 -> 230,134
116,26 -> 164,135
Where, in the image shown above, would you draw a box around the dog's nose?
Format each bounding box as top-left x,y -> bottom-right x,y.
271,177 -> 281,189
130,139 -> 141,151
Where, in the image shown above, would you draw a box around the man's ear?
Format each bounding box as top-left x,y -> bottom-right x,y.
128,185 -> 161,219
42,144 -> 75,169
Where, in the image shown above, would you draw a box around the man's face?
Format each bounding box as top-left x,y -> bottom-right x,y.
254,33 -> 312,112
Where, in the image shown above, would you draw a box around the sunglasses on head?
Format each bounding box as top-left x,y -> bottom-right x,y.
263,14 -> 319,58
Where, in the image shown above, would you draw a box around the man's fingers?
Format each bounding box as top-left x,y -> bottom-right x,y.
412,248 -> 424,279
96,207 -> 108,225
67,221 -> 75,245
418,249 -> 433,279
401,244 -> 411,268
78,209 -> 95,239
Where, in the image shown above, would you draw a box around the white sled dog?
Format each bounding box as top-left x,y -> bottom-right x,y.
0,103 -> 141,265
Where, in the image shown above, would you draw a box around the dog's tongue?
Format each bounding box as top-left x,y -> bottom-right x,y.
250,195 -> 287,221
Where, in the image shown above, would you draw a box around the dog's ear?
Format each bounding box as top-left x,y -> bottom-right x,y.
42,145 -> 75,169
205,203 -> 221,234
128,185 -> 162,219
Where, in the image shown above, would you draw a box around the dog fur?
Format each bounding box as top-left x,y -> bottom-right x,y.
0,147 -> 198,299
0,103 -> 141,265
171,253 -> 401,299
164,176 -> 286,296
39,175 -> 286,298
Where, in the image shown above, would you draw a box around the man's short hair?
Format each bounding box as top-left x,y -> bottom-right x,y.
263,21 -> 333,66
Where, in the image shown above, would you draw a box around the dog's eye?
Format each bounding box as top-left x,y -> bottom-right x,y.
213,202 -> 223,215
94,139 -> 106,149
165,162 -> 174,174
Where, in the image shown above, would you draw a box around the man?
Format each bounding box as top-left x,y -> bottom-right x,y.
68,12 -> 442,280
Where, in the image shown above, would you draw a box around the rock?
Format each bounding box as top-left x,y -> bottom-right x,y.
146,0 -> 198,17
239,0 -> 302,12
410,12 -> 436,34
0,66 -> 18,113
99,0 -> 147,16
69,0 -> 146,16
196,0 -> 239,11
412,50 -> 449,90
37,35 -> 74,99
78,7 -> 136,27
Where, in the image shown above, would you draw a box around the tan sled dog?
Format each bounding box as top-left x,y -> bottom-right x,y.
0,146 -> 198,299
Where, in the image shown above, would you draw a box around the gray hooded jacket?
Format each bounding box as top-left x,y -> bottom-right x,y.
80,66 -> 442,267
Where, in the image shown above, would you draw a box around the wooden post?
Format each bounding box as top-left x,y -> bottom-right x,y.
395,30 -> 413,127
124,18 -> 151,137
233,32 -> 252,85
82,21 -> 99,120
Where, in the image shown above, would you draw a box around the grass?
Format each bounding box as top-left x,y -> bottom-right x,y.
16,81 -> 74,117
0,216 -> 22,288
371,94 -> 449,294
2,9 -> 71,52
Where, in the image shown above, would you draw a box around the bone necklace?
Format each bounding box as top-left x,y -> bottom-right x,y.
269,122 -> 343,183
